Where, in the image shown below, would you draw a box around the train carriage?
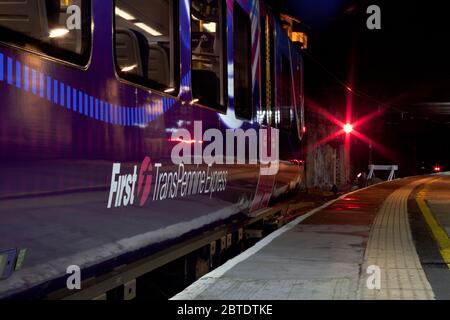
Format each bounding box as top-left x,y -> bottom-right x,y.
0,0 -> 305,299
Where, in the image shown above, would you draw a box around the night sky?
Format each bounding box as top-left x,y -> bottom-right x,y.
281,0 -> 450,176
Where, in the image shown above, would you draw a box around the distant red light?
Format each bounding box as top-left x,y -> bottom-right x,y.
289,159 -> 306,165
169,138 -> 202,144
343,123 -> 353,134
433,166 -> 442,172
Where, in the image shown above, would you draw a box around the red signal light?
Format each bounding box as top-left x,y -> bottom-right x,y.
433,166 -> 442,172
343,123 -> 353,134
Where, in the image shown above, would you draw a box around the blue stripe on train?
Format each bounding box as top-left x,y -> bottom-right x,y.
66,85 -> 71,109
95,98 -> 99,119
73,88 -> 77,112
0,52 -> 179,127
15,61 -> 21,88
7,57 -> 12,85
104,101 -> 109,123
110,103 -> 114,124
32,69 -> 37,95
40,73 -> 44,97
100,100 -> 104,121
54,79 -> 58,104
24,65 -> 29,92
47,76 -> 52,102
0,53 -> 3,81
90,96 -> 94,118
78,91 -> 83,114
84,94 -> 88,116
60,82 -> 65,107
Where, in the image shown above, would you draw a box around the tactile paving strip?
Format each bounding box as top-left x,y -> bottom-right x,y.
358,178 -> 435,300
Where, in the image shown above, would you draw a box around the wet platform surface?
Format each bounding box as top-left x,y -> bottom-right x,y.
172,174 -> 450,300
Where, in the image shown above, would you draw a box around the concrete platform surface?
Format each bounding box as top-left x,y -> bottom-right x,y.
173,175 -> 450,300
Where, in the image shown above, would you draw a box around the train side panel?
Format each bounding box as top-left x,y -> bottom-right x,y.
0,0 -> 303,297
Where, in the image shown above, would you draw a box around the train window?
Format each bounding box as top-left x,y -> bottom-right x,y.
233,3 -> 252,120
114,0 -> 180,94
191,0 -> 227,111
0,0 -> 91,66
280,54 -> 293,131
260,16 -> 275,126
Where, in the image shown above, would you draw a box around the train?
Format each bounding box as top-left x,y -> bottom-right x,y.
0,0 -> 305,299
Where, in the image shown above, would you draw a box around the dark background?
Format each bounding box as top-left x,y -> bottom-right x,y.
271,0 -> 450,176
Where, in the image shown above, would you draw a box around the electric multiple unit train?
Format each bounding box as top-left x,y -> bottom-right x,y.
0,0 -> 305,298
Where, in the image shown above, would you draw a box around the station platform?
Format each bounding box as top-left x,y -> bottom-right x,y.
172,175 -> 450,300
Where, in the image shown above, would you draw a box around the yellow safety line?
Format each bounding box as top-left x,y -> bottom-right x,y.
416,178 -> 450,269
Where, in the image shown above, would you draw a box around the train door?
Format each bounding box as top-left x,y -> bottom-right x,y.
249,8 -> 277,215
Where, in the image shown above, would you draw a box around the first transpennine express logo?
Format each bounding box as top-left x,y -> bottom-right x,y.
106,122 -> 280,209
107,157 -> 153,208
137,156 -> 153,206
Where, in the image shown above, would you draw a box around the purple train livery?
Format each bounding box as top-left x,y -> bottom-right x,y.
0,0 -> 305,299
